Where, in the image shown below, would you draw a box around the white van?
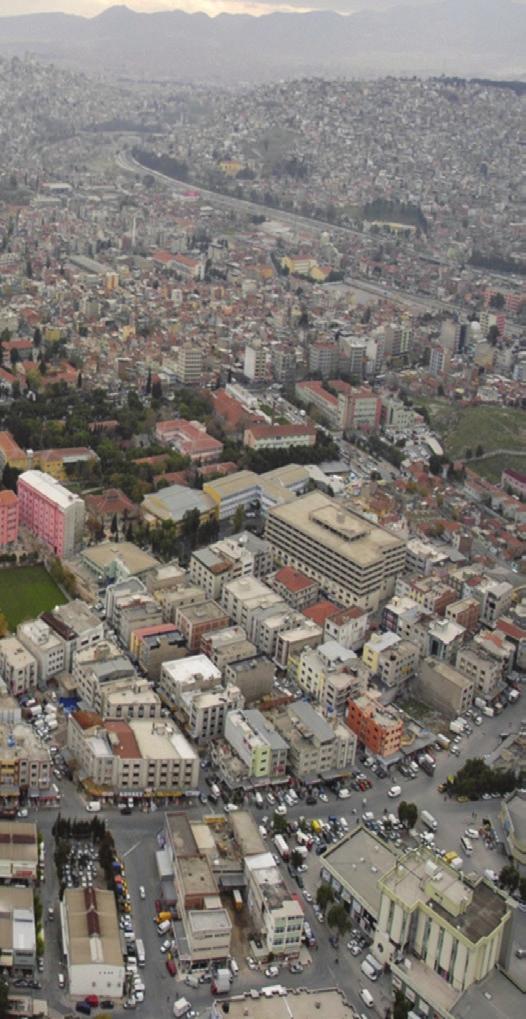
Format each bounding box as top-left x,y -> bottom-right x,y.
387,785 -> 402,798
338,788 -> 351,799
360,960 -> 378,981
339,816 -> 349,831
86,800 -> 101,813
460,836 -> 473,855
230,959 -> 239,977
360,987 -> 374,1007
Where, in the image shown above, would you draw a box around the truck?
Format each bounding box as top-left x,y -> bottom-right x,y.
254,791 -> 264,808
421,810 -> 438,832
474,697 -> 486,710
436,733 -> 451,750
173,997 -> 192,1017
449,720 -> 465,735
508,689 -> 520,704
273,834 -> 290,861
136,939 -> 145,967
233,889 -> 243,912
482,705 -> 495,717
294,845 -> 308,861
46,718 -> 58,732
211,968 -> 232,995
418,754 -> 436,776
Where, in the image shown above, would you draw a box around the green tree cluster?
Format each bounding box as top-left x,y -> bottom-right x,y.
448,758 -> 524,800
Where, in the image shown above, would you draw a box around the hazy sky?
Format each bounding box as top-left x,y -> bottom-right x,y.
0,0 -> 477,17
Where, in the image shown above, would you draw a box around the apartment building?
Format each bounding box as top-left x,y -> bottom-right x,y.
266,492 -> 406,610
0,489 -> 19,545
41,599 -> 104,670
470,578 -> 514,628
245,853 -> 304,957
382,595 -> 422,635
347,691 -> 404,757
269,565 -> 320,610
224,709 -> 288,780
131,623 -> 186,681
362,632 -> 420,688
201,626 -> 257,671
269,700 -> 356,780
396,574 -> 457,617
98,677 -> 162,722
417,658 -> 474,718
445,597 -> 480,633
158,585 -> 208,625
223,656 -> 274,704
244,341 -> 266,382
274,619 -> 323,669
159,655 -> 221,713
172,344 -> 203,385
67,713 -> 199,796
405,538 -> 449,575
17,619 -> 65,683
104,576 -> 146,629
163,813 -> 232,966
324,605 -> 369,650
294,640 -> 360,714
17,469 -> 85,555
427,618 -> 465,663
500,790 -> 526,869
73,640 -> 135,710
0,637 -> 37,696
221,576 -> 281,629
0,721 -> 53,806
177,599 -> 229,652
115,595 -> 164,648
456,644 -> 503,700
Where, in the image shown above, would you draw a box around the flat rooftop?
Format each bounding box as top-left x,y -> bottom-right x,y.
230,810 -> 266,857
177,856 -> 217,898
82,541 -> 158,575
267,491 -> 404,567
322,826 -> 397,918
213,988 -> 355,1019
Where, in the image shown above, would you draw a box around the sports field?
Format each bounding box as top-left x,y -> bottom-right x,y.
0,565 -> 67,630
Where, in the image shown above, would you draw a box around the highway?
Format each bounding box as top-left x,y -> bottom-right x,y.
115,149 -> 461,316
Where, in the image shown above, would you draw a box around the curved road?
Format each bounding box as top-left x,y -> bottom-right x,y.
116,149 -> 460,316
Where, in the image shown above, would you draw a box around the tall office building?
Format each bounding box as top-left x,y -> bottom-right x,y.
265,491 -> 406,610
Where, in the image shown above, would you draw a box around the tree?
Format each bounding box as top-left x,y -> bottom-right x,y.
272,812 -> 288,835
145,367 -> 152,395
499,864 -> 519,893
291,849 -> 304,870
232,505 -> 245,533
489,292 -> 505,310
0,972 -> 9,1019
405,802 -> 418,829
110,513 -> 118,536
151,379 -> 163,401
475,444 -> 484,457
519,876 -> 526,903
77,370 -> 83,389
393,990 -> 411,1019
487,324 -> 500,345
10,347 -> 19,366
326,902 -> 350,938
0,612 -> 8,638
316,883 -> 334,913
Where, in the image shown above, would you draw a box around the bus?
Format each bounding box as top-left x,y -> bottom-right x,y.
136,939 -> 146,967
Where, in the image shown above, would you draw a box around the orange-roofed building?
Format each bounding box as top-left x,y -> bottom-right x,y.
270,565 -> 320,610
302,600 -> 341,628
0,489 -> 19,545
0,431 -> 28,471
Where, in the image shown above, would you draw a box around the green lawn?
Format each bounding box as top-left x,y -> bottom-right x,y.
416,399 -> 526,472
0,565 -> 67,630
469,453 -> 526,484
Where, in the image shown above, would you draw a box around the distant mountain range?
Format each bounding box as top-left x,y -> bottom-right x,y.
0,0 -> 524,82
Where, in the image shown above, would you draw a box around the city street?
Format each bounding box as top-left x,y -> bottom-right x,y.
30,706 -> 516,1019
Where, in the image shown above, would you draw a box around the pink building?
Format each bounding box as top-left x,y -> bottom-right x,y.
155,419 -> 223,464
17,470 -> 85,556
0,490 -> 19,545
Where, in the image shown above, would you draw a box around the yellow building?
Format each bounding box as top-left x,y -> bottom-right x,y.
218,160 -> 243,177
0,431 -> 28,473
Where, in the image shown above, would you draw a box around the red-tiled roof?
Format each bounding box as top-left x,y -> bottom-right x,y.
302,600 -> 340,626
275,566 -> 317,593
105,720 -> 141,759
